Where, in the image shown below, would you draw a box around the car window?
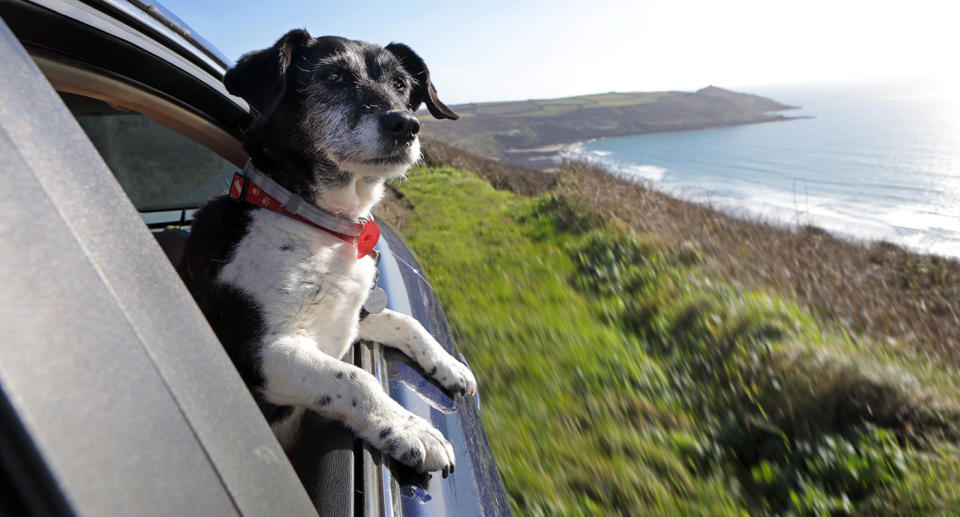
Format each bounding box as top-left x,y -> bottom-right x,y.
59,92 -> 236,213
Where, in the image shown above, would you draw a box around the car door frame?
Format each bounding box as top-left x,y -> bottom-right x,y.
0,15 -> 319,517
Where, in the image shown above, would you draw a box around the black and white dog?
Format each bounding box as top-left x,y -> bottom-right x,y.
179,30 -> 474,476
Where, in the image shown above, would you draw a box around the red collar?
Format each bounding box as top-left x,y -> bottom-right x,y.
229,170 -> 380,260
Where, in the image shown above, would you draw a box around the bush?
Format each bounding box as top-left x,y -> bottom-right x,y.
391,165 -> 960,516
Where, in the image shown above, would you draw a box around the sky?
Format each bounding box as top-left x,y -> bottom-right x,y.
160,0 -> 959,105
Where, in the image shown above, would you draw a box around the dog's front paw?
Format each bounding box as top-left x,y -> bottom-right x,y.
372,412 -> 455,474
430,357 -> 477,398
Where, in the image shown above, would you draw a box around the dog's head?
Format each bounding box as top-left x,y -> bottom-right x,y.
224,30 -> 457,216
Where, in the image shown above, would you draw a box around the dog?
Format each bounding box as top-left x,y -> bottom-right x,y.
178,29 -> 475,476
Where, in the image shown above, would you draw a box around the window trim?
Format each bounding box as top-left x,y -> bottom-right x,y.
34,54 -> 247,168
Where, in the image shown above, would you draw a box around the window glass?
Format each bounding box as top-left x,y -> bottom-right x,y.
59,92 -> 236,212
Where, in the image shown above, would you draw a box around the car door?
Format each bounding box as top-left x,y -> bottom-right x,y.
0,2 -> 510,515
0,14 -> 318,517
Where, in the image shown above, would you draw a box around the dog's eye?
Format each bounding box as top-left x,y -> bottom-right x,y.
326,72 -> 343,83
392,78 -> 405,91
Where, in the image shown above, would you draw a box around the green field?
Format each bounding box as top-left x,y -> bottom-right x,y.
445,91 -> 669,119
391,165 -> 960,516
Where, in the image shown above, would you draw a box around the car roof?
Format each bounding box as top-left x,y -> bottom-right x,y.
118,0 -> 233,70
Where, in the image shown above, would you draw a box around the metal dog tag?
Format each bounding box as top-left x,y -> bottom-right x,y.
363,286 -> 388,314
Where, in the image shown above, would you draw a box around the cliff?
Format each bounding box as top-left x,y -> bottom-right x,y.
420,86 -> 800,169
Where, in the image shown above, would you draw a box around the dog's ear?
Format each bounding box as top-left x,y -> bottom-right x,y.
225,29 -> 313,118
384,43 -> 458,120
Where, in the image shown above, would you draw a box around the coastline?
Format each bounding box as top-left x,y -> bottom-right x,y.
421,86 -> 808,170
548,120 -> 960,260
499,115 -> 810,171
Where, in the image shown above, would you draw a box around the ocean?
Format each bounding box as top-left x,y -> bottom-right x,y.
563,80 -> 960,258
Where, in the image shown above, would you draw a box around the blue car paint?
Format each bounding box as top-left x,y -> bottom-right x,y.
376,226 -> 511,516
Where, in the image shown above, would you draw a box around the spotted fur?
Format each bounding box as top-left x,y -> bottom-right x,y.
179,30 -> 472,474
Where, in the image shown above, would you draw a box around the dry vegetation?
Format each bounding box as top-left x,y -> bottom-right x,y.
377,138 -> 557,229
421,138 -> 558,195
557,162 -> 960,366
379,141 -> 960,514
394,140 -> 960,366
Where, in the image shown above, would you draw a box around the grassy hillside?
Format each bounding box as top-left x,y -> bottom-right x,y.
377,149 -> 960,515
419,87 -> 798,168
449,91 -> 669,118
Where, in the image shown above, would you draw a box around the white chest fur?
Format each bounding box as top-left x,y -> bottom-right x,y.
218,209 -> 377,359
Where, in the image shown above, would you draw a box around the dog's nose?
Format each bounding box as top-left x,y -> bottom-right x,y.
380,111 -> 420,139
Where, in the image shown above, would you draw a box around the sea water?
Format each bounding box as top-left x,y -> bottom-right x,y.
563,80 -> 960,258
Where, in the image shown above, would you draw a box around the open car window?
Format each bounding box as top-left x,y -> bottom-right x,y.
14,32 -> 508,512
46,69 -> 370,515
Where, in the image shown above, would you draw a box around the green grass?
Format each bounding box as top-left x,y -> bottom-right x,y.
504,104 -> 579,118
575,92 -> 667,107
392,166 -> 960,516
504,93 -> 669,118
431,92 -> 673,120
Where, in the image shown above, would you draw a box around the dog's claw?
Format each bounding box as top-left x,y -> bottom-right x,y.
370,408 -> 455,474
442,466 -> 448,478
429,359 -> 477,401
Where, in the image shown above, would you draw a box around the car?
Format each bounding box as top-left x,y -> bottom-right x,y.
0,1 -> 510,515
